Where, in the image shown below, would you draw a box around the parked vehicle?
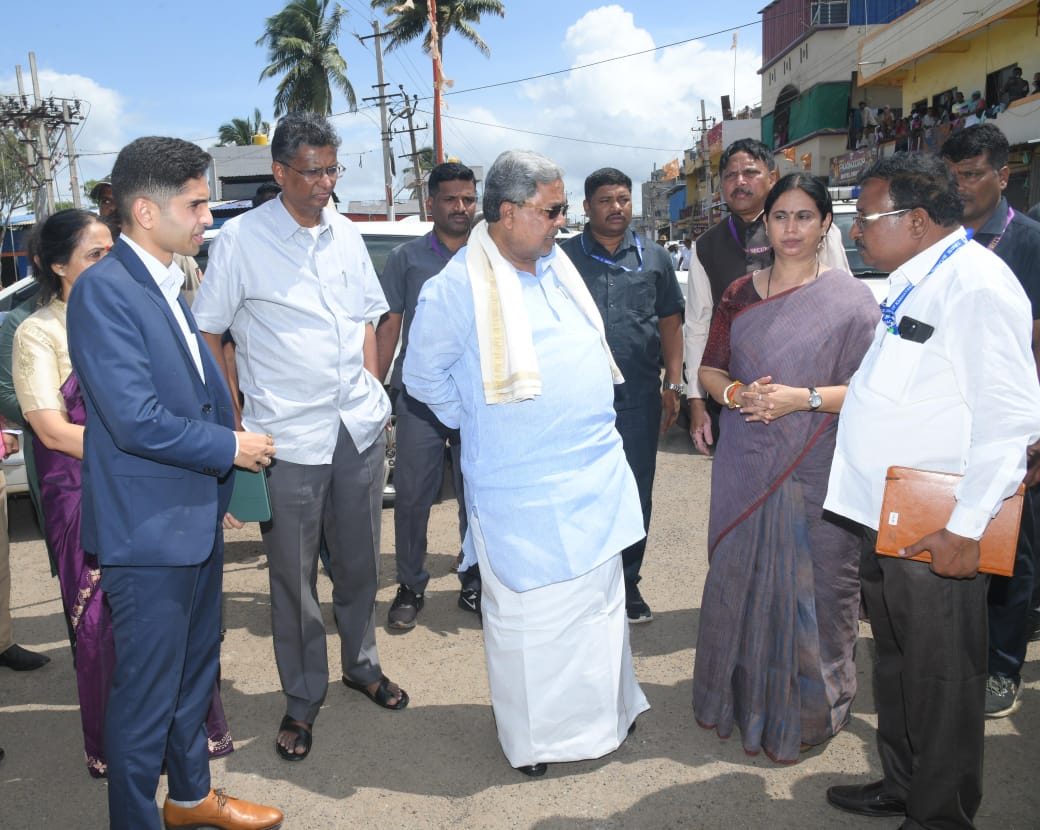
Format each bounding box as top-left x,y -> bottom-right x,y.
0,218 -> 436,504
0,276 -> 42,496
829,189 -> 888,301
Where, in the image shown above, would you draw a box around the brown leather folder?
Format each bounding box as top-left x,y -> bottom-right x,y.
875,466 -> 1023,577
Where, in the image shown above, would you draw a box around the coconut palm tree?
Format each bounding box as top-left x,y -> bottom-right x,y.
217,108 -> 271,146
371,1 -> 504,159
257,0 -> 357,116
370,0 -> 505,60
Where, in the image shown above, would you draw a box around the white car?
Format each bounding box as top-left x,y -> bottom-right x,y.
830,195 -> 888,302
0,276 -> 43,496
1,219 -> 436,504
202,217 -> 435,507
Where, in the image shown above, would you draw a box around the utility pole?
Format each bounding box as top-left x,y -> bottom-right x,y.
63,102 -> 81,209
29,54 -> 54,217
373,22 -> 394,221
429,0 -> 444,164
390,86 -> 428,221
696,100 -> 715,227
360,22 -> 396,220
1,52 -> 85,221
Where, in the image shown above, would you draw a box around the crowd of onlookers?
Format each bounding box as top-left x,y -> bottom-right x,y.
849,67 -> 1039,153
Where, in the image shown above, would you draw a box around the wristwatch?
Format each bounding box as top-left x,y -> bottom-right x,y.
664,381 -> 685,395
808,386 -> 822,410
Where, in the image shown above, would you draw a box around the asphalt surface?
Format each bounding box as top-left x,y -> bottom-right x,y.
1,426 -> 1037,828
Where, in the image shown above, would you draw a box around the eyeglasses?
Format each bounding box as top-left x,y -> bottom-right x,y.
97,196 -> 115,207
852,208 -> 912,231
280,161 -> 345,182
517,201 -> 568,220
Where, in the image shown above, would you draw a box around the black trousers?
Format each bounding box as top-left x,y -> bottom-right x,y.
987,486 -> 1035,680
859,527 -> 987,830
614,397 -> 662,586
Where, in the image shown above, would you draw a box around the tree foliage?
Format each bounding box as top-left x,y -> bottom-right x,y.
218,108 -> 271,146
370,0 -> 505,59
257,0 -> 357,116
0,130 -> 35,220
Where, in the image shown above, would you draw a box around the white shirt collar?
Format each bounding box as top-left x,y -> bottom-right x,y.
121,235 -> 184,303
891,226 -> 968,287
270,195 -> 334,242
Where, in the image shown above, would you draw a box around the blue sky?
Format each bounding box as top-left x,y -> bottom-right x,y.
1,1 -> 767,213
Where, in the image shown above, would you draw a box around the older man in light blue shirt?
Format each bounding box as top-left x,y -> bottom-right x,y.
404,150 -> 648,778
194,112 -> 407,764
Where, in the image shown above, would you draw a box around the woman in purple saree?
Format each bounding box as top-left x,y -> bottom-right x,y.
12,210 -> 233,777
692,175 -> 879,763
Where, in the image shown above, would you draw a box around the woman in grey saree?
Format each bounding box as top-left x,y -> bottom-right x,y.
692,174 -> 879,763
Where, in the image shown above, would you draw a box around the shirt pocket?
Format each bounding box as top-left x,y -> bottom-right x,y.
322,274 -> 363,321
860,335 -> 925,402
626,277 -> 654,319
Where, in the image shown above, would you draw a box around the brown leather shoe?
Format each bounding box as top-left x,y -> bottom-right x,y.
162,789 -> 282,830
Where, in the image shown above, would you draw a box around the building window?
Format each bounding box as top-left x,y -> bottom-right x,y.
811,0 -> 848,27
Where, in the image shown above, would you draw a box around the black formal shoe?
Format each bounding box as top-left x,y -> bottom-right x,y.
0,644 -> 51,671
516,763 -> 547,777
0,747 -> 5,764
826,780 -> 906,818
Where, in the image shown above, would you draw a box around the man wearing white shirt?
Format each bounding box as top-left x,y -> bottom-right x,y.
194,113 -> 408,764
823,153 -> 1040,829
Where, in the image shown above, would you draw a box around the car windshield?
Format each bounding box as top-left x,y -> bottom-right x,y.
362,234 -> 414,277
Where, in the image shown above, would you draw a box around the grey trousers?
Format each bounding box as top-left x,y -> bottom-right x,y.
859,527 -> 987,830
0,473 -> 12,654
263,423 -> 386,724
393,388 -> 465,593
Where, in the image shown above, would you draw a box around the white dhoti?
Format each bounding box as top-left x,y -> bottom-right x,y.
475,538 -> 650,768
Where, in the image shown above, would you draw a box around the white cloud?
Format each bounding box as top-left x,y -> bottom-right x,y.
432,5 -> 761,217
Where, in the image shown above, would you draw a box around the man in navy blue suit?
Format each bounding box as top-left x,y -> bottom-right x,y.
67,136 -> 282,830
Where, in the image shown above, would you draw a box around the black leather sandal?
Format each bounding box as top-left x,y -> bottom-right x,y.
275,715 -> 312,761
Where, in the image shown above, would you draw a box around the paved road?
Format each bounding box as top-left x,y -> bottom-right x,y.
1,427 -> 1037,828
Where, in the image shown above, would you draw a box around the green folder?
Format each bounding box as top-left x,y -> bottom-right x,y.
228,469 -> 271,523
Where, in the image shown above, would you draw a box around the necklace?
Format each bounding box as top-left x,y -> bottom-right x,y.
765,259 -> 820,298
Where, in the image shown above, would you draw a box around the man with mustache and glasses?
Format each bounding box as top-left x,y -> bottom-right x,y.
682,139 -> 849,456
941,123 -> 1040,719
404,150 -> 648,777
375,162 -> 479,629
562,167 -> 684,624
194,111 -> 408,766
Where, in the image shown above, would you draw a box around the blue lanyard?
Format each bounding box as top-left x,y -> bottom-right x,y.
428,231 -> 453,262
881,235 -> 968,334
580,232 -> 643,272
729,214 -> 770,256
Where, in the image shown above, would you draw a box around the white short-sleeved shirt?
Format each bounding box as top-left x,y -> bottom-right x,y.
193,197 -> 390,464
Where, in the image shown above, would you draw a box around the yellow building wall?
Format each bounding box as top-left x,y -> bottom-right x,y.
897,20 -> 1038,109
